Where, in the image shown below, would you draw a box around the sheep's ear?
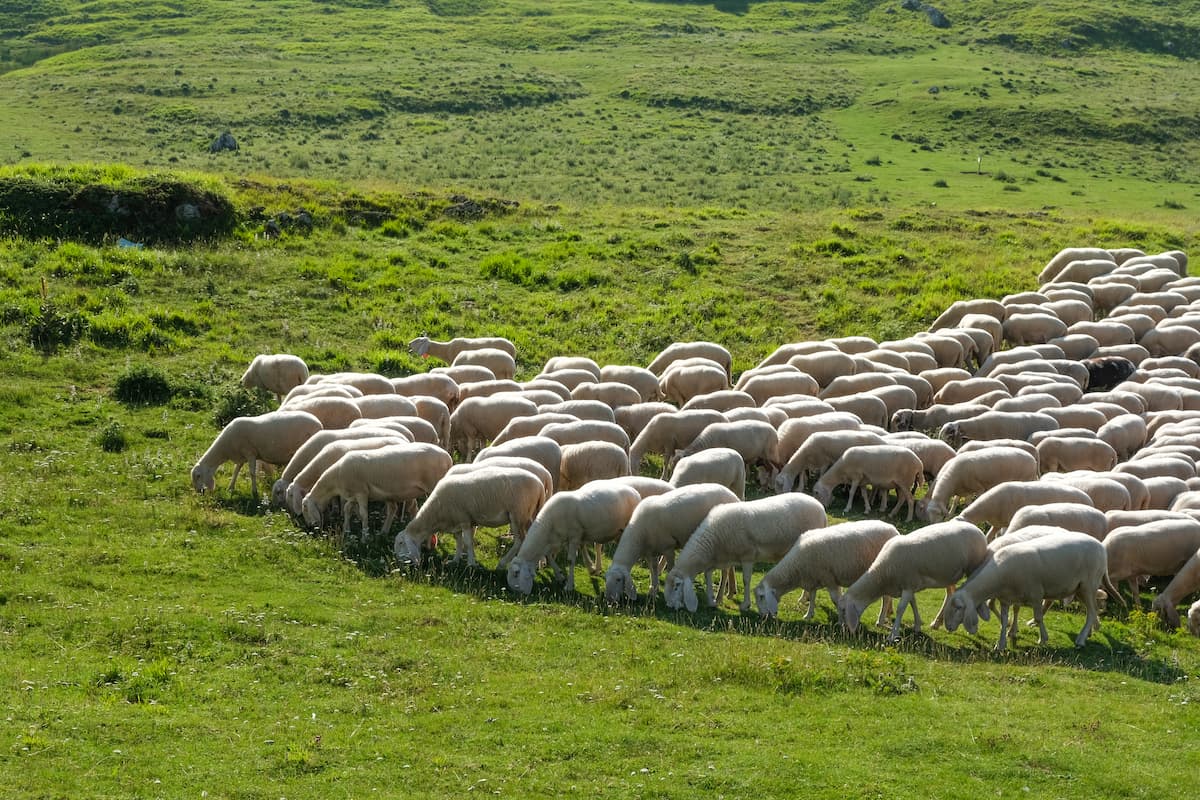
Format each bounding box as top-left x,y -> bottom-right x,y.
624,574 -> 637,602
683,582 -> 698,613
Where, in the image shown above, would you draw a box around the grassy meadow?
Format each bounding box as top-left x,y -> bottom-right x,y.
2,1 -> 1200,797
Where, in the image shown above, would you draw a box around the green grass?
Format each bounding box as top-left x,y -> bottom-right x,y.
1,0 -> 1200,795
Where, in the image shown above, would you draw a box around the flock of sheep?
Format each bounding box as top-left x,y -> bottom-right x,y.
191,244 -> 1200,650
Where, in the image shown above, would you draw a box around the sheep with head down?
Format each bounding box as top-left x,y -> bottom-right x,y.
192,410 -> 323,499
241,354 -> 310,401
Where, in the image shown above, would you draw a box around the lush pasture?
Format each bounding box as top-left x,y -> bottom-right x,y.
2,0 -> 1200,796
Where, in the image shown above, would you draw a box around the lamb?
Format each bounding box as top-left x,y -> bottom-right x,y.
647,341 -> 733,381
664,494 -> 828,612
1150,547 -> 1200,628
774,429 -> 887,494
447,394 -> 539,459
393,466 -> 547,568
191,410 -> 324,499
408,335 -> 517,362
937,411 -> 1058,448
669,447 -> 747,499
558,441 -> 631,491
603,484 -> 741,603
284,434 -> 410,516
300,442 -> 453,542
390,373 -> 459,410
811,445 -> 924,521
943,529 -> 1113,650
506,480 -> 643,594
1007,502 -> 1109,541
917,447 -> 1040,523
241,354 -> 310,401
1104,516 -> 1200,606
752,520 -> 899,619
629,409 -> 725,477
599,364 -> 662,402
956,481 -> 1093,540
838,519 -> 988,641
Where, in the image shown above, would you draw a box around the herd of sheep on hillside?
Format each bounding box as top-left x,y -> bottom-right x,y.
191,244 -> 1200,650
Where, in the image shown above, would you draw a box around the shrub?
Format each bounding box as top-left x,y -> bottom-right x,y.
213,385 -> 273,428
113,364 -> 173,406
98,420 -> 128,453
27,299 -> 88,354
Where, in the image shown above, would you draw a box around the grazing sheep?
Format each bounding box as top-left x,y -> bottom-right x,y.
1007,502 -> 1108,541
475,436 -> 563,492
839,520 -> 988,641
665,494 -> 828,612
917,447 -> 1040,523
938,411 -> 1058,448
629,409 -> 726,477
409,335 -> 517,362
811,445 -> 924,521
887,435 -> 957,481
1036,436 -> 1119,474
1150,548 -> 1200,629
540,420 -> 631,452
754,341 -> 837,370
1038,247 -> 1115,284
390,373 -> 459,410
932,378 -> 1009,405
283,383 -> 362,406
241,354 -> 309,401
608,475 -> 675,499
394,466 -> 547,568
451,347 -> 516,381
310,372 -> 397,396
537,399 -> 616,423
541,356 -> 602,380
283,395 -> 363,429
284,435 -> 410,516
192,410 -> 323,499
506,481 -> 642,594
668,419 -> 780,480
943,529 -> 1113,650
540,368 -> 599,391
754,520 -> 899,619
604,484 -> 741,603
741,371 -> 819,405
825,394 -> 889,429
559,441 -> 631,491
1105,517 -> 1200,606
1041,405 -> 1110,432
1048,333 -> 1100,361
614,402 -> 676,440
300,442 -> 453,541
1116,456 -> 1196,483
432,364 -> 496,386
669,447 -> 747,499
648,341 -> 733,381
457,379 -> 523,401
659,363 -> 730,406
785,350 -> 858,388
1145,476 -> 1190,510
819,372 -> 896,399
270,425 -> 410,508
570,380 -> 643,408
448,394 -> 539,459
778,412 -> 863,461
1040,473 -> 1132,513
891,403 -> 989,435
929,299 -> 1006,331
490,412 -> 578,446
957,481 -> 1093,540
600,364 -> 662,402
681,389 -> 757,413
352,394 -> 419,421
775,429 -> 887,494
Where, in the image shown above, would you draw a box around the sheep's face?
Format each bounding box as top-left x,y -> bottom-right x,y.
393,532 -> 421,566
285,484 -> 306,516
838,596 -> 863,633
891,410 -> 912,432
507,561 -> 534,595
944,594 -> 966,633
604,566 -> 635,604
408,336 -> 430,357
664,575 -> 686,610
191,465 -> 215,494
772,471 -> 793,495
300,497 -> 322,529
754,583 -> 779,617
813,484 -> 833,508
270,478 -> 289,509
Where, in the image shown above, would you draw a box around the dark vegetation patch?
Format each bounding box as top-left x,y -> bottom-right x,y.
371,71 -> 584,115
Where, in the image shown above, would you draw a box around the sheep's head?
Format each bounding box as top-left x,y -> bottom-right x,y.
285,483 -> 307,516
838,595 -> 864,633
270,478 -> 290,509
772,470 -> 794,495
1152,595 -> 1181,630
393,531 -> 421,566
945,593 -> 989,634
604,565 -> 636,604
300,496 -> 323,529
891,410 -> 913,432
753,581 -> 779,618
664,574 -> 696,612
191,464 -> 215,494
507,560 -> 534,595
408,336 -> 430,357
813,483 -> 834,508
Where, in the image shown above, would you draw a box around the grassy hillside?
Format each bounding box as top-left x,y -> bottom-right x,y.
2,1 -> 1200,797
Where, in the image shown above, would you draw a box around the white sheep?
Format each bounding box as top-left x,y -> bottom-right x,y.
393,466 -> 547,568
629,409 -> 725,477
917,447 -> 1040,523
241,354 -> 310,401
270,425 -> 410,508
890,403 -> 990,435
1189,600 -> 1200,636
451,347 -> 516,381
825,394 -> 889,429
191,410 -> 323,499
475,436 -> 563,492
1040,472 -> 1132,513
457,379 -> 523,401
658,363 -> 730,406
541,356 -> 602,380
667,419 -> 780,481
408,335 -> 517,362
775,429 -> 886,494
309,371 -> 396,396
648,341 -> 733,381
282,395 -> 363,429
819,372 -> 896,399
431,363 -> 496,386
938,411 -> 1058,448
664,493 -> 827,612
1007,502 -> 1108,541
929,299 -> 1005,331
956,481 -> 1093,540
537,399 -> 616,423
931,378 -> 1009,405
669,447 -> 747,499
681,389 -> 757,413
300,442 -> 453,542
540,420 -> 631,452
604,484 -> 741,603
839,519 -> 988,640
943,529 -> 1113,650
777,412 -> 863,461
1150,547 -> 1200,629
539,367 -> 600,391
559,441 -> 631,491
754,520 -> 899,619
490,412 -> 578,446
887,435 -> 957,482
570,381 -> 643,408
600,364 -> 663,402
785,350 -> 858,387
741,371 -> 819,405
506,480 -> 643,594
448,394 -> 539,459
1036,436 -> 1118,474
753,340 -> 836,369
812,445 -> 924,521
1105,517 -> 1200,606
613,402 -> 676,440
284,434 -> 410,516
390,373 -> 460,410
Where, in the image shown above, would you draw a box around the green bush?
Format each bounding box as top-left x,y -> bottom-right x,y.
97,420 -> 128,453
27,299 -> 88,354
213,385 -> 273,428
113,364 -> 173,405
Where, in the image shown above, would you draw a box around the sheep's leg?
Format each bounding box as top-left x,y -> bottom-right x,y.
844,479 -> 860,514
996,604 -> 1011,651
379,501 -> 399,538
803,589 -> 817,620
461,525 -> 478,567
889,592 -> 912,641
1129,576 -> 1143,609
930,585 -> 955,630
704,571 -> 717,606
589,542 -> 604,576
909,593 -> 924,634
875,595 -> 893,627
247,458 -> 260,499
564,543 -> 578,592
228,461 -> 244,493
342,496 -> 355,538
1075,586 -> 1099,648
1032,598 -> 1050,645
646,556 -> 660,601
826,586 -> 843,622
739,562 -> 754,611
1009,605 -> 1022,639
